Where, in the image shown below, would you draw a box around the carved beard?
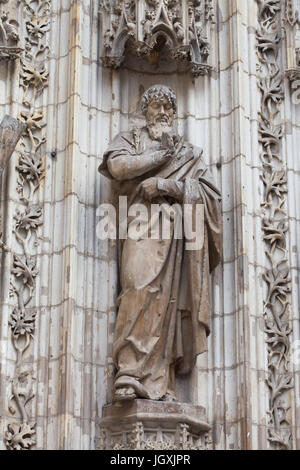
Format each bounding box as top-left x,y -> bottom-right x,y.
146,118 -> 174,141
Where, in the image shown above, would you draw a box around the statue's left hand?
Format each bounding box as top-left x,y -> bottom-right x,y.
139,178 -> 161,201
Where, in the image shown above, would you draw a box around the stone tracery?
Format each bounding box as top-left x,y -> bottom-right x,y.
99,0 -> 214,76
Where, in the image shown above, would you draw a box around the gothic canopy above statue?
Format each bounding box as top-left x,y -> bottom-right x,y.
99,0 -> 215,77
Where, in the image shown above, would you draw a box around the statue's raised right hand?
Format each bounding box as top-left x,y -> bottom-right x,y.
160,132 -> 176,151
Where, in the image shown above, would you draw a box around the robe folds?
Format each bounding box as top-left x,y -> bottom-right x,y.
99,127 -> 222,400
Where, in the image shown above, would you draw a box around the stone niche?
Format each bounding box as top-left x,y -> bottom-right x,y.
98,400 -> 211,450
97,0 -> 218,453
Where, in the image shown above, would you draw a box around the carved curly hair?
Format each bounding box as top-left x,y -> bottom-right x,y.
141,85 -> 177,115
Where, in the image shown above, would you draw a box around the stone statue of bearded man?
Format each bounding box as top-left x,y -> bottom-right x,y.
99,85 -> 222,403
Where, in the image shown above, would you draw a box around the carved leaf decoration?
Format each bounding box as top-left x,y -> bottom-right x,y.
267,371 -> 293,403
265,320 -> 292,342
23,0 -> 50,16
19,110 -> 45,132
268,429 -> 291,450
12,255 -> 38,286
268,74 -> 284,103
21,62 -> 48,88
276,404 -> 291,426
256,0 -> 293,448
263,268 -> 291,301
259,75 -> 284,108
262,219 -> 288,246
6,0 -> 50,451
5,423 -> 36,450
26,16 -> 49,39
258,0 -> 281,18
15,206 -> 43,231
17,153 -> 43,182
257,30 -> 280,55
259,118 -> 282,148
262,171 -> 287,199
9,308 -> 36,337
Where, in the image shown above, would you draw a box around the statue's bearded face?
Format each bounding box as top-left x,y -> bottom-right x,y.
146,97 -> 174,140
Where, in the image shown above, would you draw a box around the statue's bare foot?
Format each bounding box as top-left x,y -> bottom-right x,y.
114,386 -> 137,402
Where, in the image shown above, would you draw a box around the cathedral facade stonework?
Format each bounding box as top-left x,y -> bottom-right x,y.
0,0 -> 300,450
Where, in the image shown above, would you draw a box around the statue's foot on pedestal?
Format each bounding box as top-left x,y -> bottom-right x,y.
114,386 -> 137,402
113,376 -> 150,401
161,393 -> 177,402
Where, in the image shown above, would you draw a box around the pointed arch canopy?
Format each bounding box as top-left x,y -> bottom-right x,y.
100,0 -> 214,77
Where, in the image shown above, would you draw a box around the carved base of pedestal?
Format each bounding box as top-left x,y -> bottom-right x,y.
97,400 -> 212,450
0,46 -> 23,61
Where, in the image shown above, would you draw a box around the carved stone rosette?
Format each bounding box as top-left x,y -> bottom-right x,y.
97,400 -> 212,450
99,0 -> 214,77
4,0 -> 50,451
256,0 -> 293,450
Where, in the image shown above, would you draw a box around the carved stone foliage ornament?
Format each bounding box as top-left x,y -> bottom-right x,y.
256,0 -> 293,449
3,0 -> 50,451
99,0 -> 215,76
0,4 -> 22,61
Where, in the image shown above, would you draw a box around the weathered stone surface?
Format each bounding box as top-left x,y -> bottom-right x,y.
98,399 -> 211,450
99,84 -> 222,404
0,0 -> 300,451
0,116 -> 25,174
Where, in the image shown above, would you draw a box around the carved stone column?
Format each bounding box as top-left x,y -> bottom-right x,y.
98,400 -> 211,450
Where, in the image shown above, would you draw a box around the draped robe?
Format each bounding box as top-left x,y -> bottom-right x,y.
99,127 -> 222,400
